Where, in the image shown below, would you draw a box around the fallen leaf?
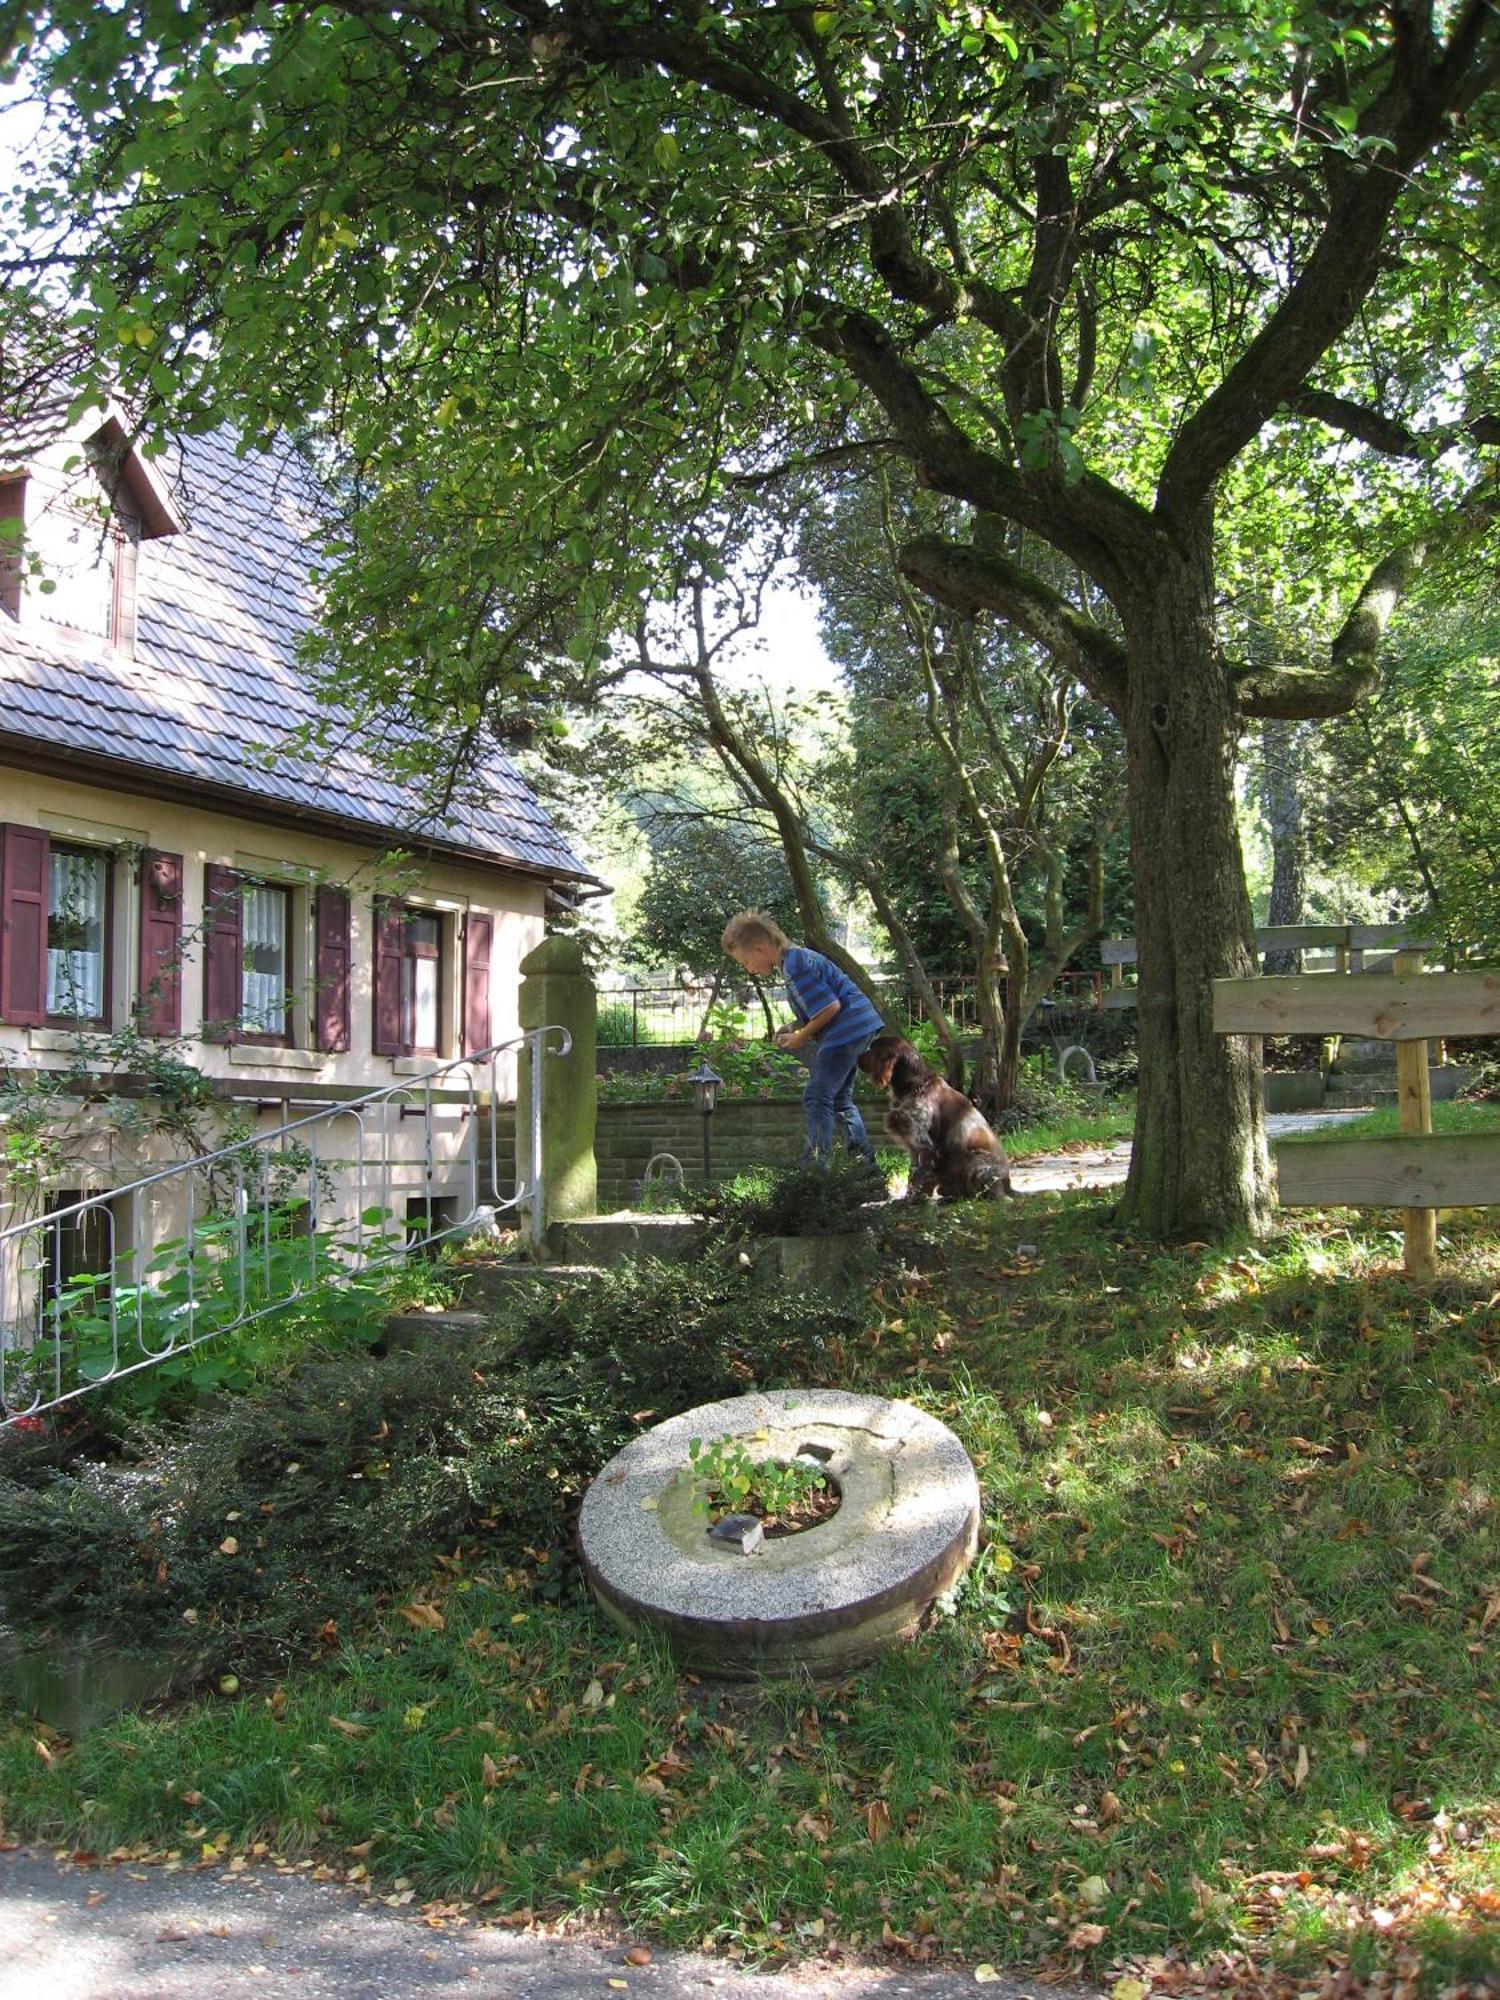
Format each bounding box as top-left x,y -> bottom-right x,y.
865,1798 -> 893,1843
623,1947 -> 652,1966
397,1602 -> 445,1631
974,1968 -> 1003,1985
328,1717 -> 369,1738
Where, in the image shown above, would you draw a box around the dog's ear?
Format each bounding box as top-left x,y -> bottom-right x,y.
889,1047 -> 929,1095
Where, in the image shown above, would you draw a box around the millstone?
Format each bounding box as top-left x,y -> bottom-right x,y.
577,1389 -> 980,1677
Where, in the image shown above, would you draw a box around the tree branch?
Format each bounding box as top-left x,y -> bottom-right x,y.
1157,3 -> 1500,518
1289,387 -> 1500,457
1237,475 -> 1499,718
896,533 -> 1130,716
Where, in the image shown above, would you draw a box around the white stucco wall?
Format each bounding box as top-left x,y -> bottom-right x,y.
0,765 -> 549,1280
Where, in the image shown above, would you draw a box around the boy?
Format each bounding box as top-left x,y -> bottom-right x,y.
721,910 -> 885,1168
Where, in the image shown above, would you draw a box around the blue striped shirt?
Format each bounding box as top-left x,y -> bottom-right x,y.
782,946 -> 884,1052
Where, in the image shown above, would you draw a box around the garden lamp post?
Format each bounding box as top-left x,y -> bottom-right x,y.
687,1055 -> 724,1180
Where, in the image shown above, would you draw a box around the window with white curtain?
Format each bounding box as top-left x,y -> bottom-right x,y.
241,882 -> 289,1040
403,910 -> 442,1054
46,845 -> 110,1023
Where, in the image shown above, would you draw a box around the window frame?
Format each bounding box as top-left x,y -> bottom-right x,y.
236,878 -> 293,1047
402,907 -> 444,1058
44,840 -> 113,1029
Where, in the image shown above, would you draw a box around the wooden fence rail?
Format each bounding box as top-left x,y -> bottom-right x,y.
1211,954 -> 1500,1279
1103,922 -> 1438,1007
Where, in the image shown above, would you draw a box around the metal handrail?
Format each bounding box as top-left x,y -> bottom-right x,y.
0,1026 -> 571,1425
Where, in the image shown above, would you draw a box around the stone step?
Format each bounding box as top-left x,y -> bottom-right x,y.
1333,1037 -> 1401,1071
545,1212 -> 707,1267
456,1263 -> 605,1313
1323,1077 -> 1397,1107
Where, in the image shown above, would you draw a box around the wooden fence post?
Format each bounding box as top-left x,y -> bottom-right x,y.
1393,949 -> 1437,1280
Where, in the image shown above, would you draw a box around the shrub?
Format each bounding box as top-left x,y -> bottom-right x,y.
695,1157 -> 887,1239
0,1260 -> 869,1680
596,999 -> 638,1047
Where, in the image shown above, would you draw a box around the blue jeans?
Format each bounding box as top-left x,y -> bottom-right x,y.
801,1037 -> 877,1165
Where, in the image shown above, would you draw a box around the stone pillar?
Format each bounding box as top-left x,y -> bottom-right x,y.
517,935 -> 597,1230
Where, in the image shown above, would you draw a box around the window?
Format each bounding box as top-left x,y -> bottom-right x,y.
373,900 -> 449,1059
40,1190 -> 118,1313
46,844 -> 110,1025
404,910 -> 442,1055
240,882 -> 290,1042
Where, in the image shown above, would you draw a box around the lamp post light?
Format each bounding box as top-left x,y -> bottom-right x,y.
687,1055 -> 724,1180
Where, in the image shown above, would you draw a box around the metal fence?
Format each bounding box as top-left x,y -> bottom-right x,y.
0,1028 -> 569,1427
597,971 -> 1107,1045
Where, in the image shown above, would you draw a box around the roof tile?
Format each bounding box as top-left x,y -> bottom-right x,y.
0,431 -> 591,881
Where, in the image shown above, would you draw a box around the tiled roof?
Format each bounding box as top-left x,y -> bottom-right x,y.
0,430 -> 593,882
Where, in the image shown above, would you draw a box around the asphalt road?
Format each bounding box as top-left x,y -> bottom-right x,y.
0,1848 -> 1103,2000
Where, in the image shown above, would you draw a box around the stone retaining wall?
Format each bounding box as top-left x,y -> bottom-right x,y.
486,1099 -> 810,1211
593,1100 -> 810,1208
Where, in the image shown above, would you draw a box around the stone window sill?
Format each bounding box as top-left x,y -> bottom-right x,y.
228,1044 -> 326,1071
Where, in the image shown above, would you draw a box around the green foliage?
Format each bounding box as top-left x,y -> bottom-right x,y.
685,1433 -> 827,1527
698,1026 -> 805,1099
0,1258 -> 866,1674
624,817 -> 799,978
0,1023 -> 246,1217
695,1157 -> 886,1240
15,1207 -> 400,1429
1310,584 -> 1500,959
595,999 -> 639,1048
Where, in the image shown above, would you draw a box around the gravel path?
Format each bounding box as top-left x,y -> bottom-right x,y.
0,1848 -> 1101,2000
1009,1110 -> 1367,1198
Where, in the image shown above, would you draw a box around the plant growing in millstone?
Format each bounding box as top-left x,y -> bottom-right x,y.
686,1433 -> 835,1535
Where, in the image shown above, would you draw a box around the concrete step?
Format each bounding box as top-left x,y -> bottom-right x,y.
1324,1077 -> 1397,1107
456,1262 -> 605,1312
545,1212 -> 707,1267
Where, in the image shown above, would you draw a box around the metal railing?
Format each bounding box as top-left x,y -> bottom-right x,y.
0,1027 -> 569,1427
597,972 -> 1109,1047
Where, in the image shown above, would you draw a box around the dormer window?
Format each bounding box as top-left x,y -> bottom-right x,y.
2,411 -> 181,651
27,485 -> 141,651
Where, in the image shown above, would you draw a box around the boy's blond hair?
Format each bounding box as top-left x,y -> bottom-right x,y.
721,910 -> 791,955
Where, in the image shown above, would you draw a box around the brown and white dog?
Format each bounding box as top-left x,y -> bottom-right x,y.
858,1032 -> 1013,1201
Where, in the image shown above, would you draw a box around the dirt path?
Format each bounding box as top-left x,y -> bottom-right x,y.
0,1847 -> 1100,2000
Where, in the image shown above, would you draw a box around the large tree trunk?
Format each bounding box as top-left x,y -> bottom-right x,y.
1114,537 -> 1273,1239
1260,718 -> 1307,975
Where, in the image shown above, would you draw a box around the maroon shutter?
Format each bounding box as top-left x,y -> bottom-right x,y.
202,864 -> 242,1041
0,823 -> 49,1027
137,850 -> 183,1036
463,911 -> 493,1056
372,897 -> 405,1056
314,885 -> 351,1053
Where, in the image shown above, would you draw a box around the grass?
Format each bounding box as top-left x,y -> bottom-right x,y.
1277,1100 -> 1500,1142
1003,1100 -> 1135,1156
2,1191 -> 1497,1995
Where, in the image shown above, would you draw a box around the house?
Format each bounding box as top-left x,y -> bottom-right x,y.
0,412 -> 598,1293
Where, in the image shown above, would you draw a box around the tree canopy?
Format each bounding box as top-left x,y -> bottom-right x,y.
4,0 -> 1496,1236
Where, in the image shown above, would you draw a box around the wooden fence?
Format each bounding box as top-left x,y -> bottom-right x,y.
1212,953 -> 1500,1278
1102,922 -> 1434,1009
